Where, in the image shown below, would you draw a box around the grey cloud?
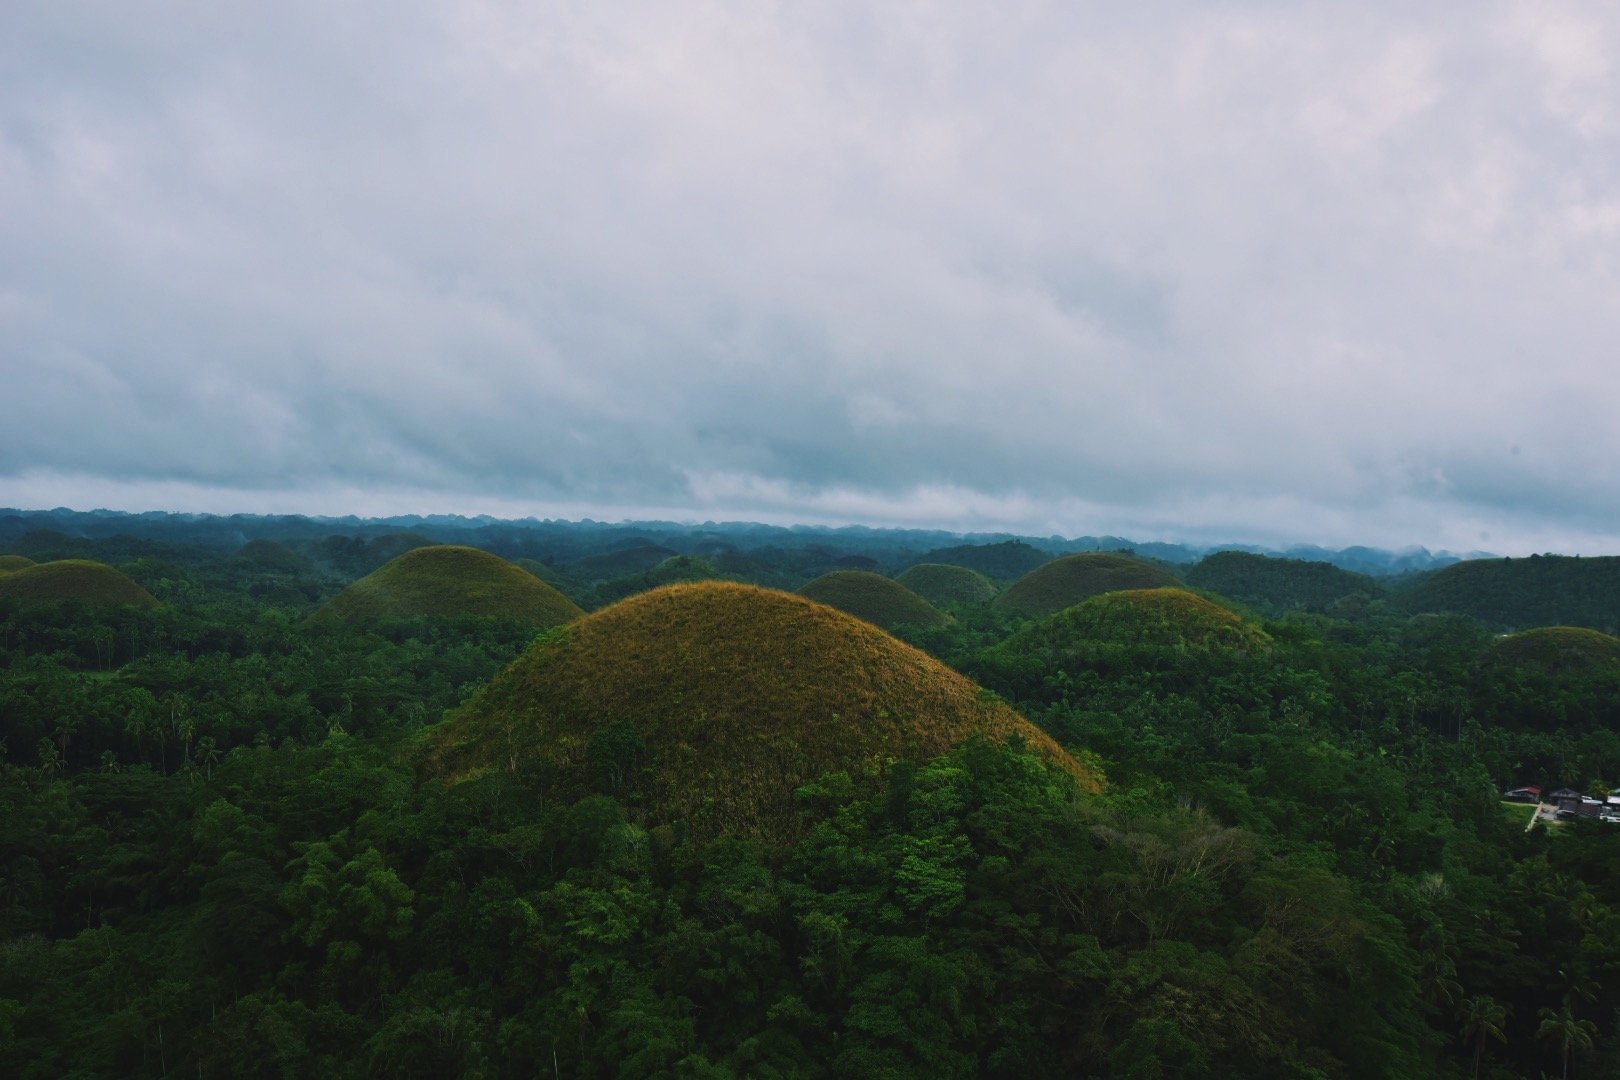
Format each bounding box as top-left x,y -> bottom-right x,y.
4,1 -> 1620,553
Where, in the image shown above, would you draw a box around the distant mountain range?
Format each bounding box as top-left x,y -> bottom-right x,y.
0,506 -> 1487,576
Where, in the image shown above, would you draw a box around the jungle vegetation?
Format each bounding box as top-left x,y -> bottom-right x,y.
1,517 -> 1619,1078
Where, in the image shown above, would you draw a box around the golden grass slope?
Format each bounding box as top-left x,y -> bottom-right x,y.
798,570 -> 952,631
0,560 -> 159,608
895,563 -> 999,606
306,546 -> 585,627
994,553 -> 1182,618
0,555 -> 36,574
1005,588 -> 1272,655
424,582 -> 1096,842
1482,627 -> 1620,674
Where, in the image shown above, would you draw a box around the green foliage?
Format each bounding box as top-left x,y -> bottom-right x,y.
0,555 -> 35,574
1400,554 -> 1620,633
798,570 -> 953,631
1186,550 -> 1383,615
1482,626 -> 1620,674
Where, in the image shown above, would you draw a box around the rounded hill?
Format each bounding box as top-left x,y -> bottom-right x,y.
0,560 -> 159,608
1481,627 -> 1620,675
568,545 -> 679,580
0,555 -> 35,574
994,554 -> 1182,618
798,571 -> 951,631
1005,588 -> 1271,655
423,582 -> 1096,842
306,546 -> 585,627
895,563 -> 999,606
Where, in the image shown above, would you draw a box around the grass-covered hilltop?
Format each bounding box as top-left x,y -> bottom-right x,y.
0,558 -> 159,607
8,507 -> 1620,1079
894,562 -> 999,606
1002,587 -> 1272,655
994,552 -> 1182,617
797,569 -> 953,631
0,554 -> 36,573
425,582 -> 1088,841
1482,626 -> 1620,674
306,545 -> 584,626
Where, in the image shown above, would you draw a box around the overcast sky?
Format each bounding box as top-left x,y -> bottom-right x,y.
4,1 -> 1619,553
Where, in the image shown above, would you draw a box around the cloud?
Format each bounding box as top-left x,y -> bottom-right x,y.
3,1 -> 1619,554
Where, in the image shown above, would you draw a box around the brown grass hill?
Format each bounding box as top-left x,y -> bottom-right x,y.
0,560 -> 159,608
1481,627 -> 1620,675
1003,588 -> 1271,657
895,563 -> 999,606
421,582 -> 1098,843
0,555 -> 36,574
798,571 -> 952,631
305,546 -> 584,627
994,553 -> 1182,618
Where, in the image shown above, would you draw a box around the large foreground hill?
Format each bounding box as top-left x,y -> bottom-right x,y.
424,582 -> 1095,841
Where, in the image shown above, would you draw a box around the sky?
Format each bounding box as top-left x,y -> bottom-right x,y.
3,1 -> 1619,555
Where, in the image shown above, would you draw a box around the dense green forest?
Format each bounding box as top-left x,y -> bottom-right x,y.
3,520 -> 1620,1078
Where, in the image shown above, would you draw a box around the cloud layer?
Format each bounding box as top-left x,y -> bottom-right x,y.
4,1 -> 1619,553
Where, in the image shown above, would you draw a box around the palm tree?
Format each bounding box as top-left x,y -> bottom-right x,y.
195,736 -> 220,779
1457,995 -> 1506,1079
99,750 -> 121,774
1536,1006 -> 1596,1080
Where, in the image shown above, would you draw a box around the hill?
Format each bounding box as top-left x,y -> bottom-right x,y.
994,553 -> 1182,618
568,545 -> 680,580
422,582 -> 1096,841
1481,627 -> 1620,675
0,555 -> 35,573
798,571 -> 952,631
1398,555 -> 1620,632
588,554 -> 730,607
1003,588 -> 1272,655
1186,550 -> 1381,614
511,558 -> 568,586
306,546 -> 584,627
905,540 -> 1053,581
0,560 -> 159,608
894,563 -> 999,606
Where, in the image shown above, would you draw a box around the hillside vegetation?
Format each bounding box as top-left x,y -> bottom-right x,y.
306,546 -> 584,627
424,582 -> 1093,841
1481,626 -> 1620,674
994,553 -> 1182,617
797,570 -> 952,630
1400,554 -> 1620,632
0,555 -> 35,573
0,559 -> 159,607
1186,550 -> 1381,613
1003,587 -> 1272,656
567,544 -> 678,580
906,539 -> 1053,581
895,562 -> 999,606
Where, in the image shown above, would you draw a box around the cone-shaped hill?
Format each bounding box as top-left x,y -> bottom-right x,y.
895,563 -> 999,606
423,582 -> 1096,842
306,546 -> 584,627
995,553 -> 1182,618
798,571 -> 952,631
0,560 -> 159,608
0,555 -> 36,574
512,558 -> 569,587
1004,588 -> 1271,656
1481,627 -> 1620,675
